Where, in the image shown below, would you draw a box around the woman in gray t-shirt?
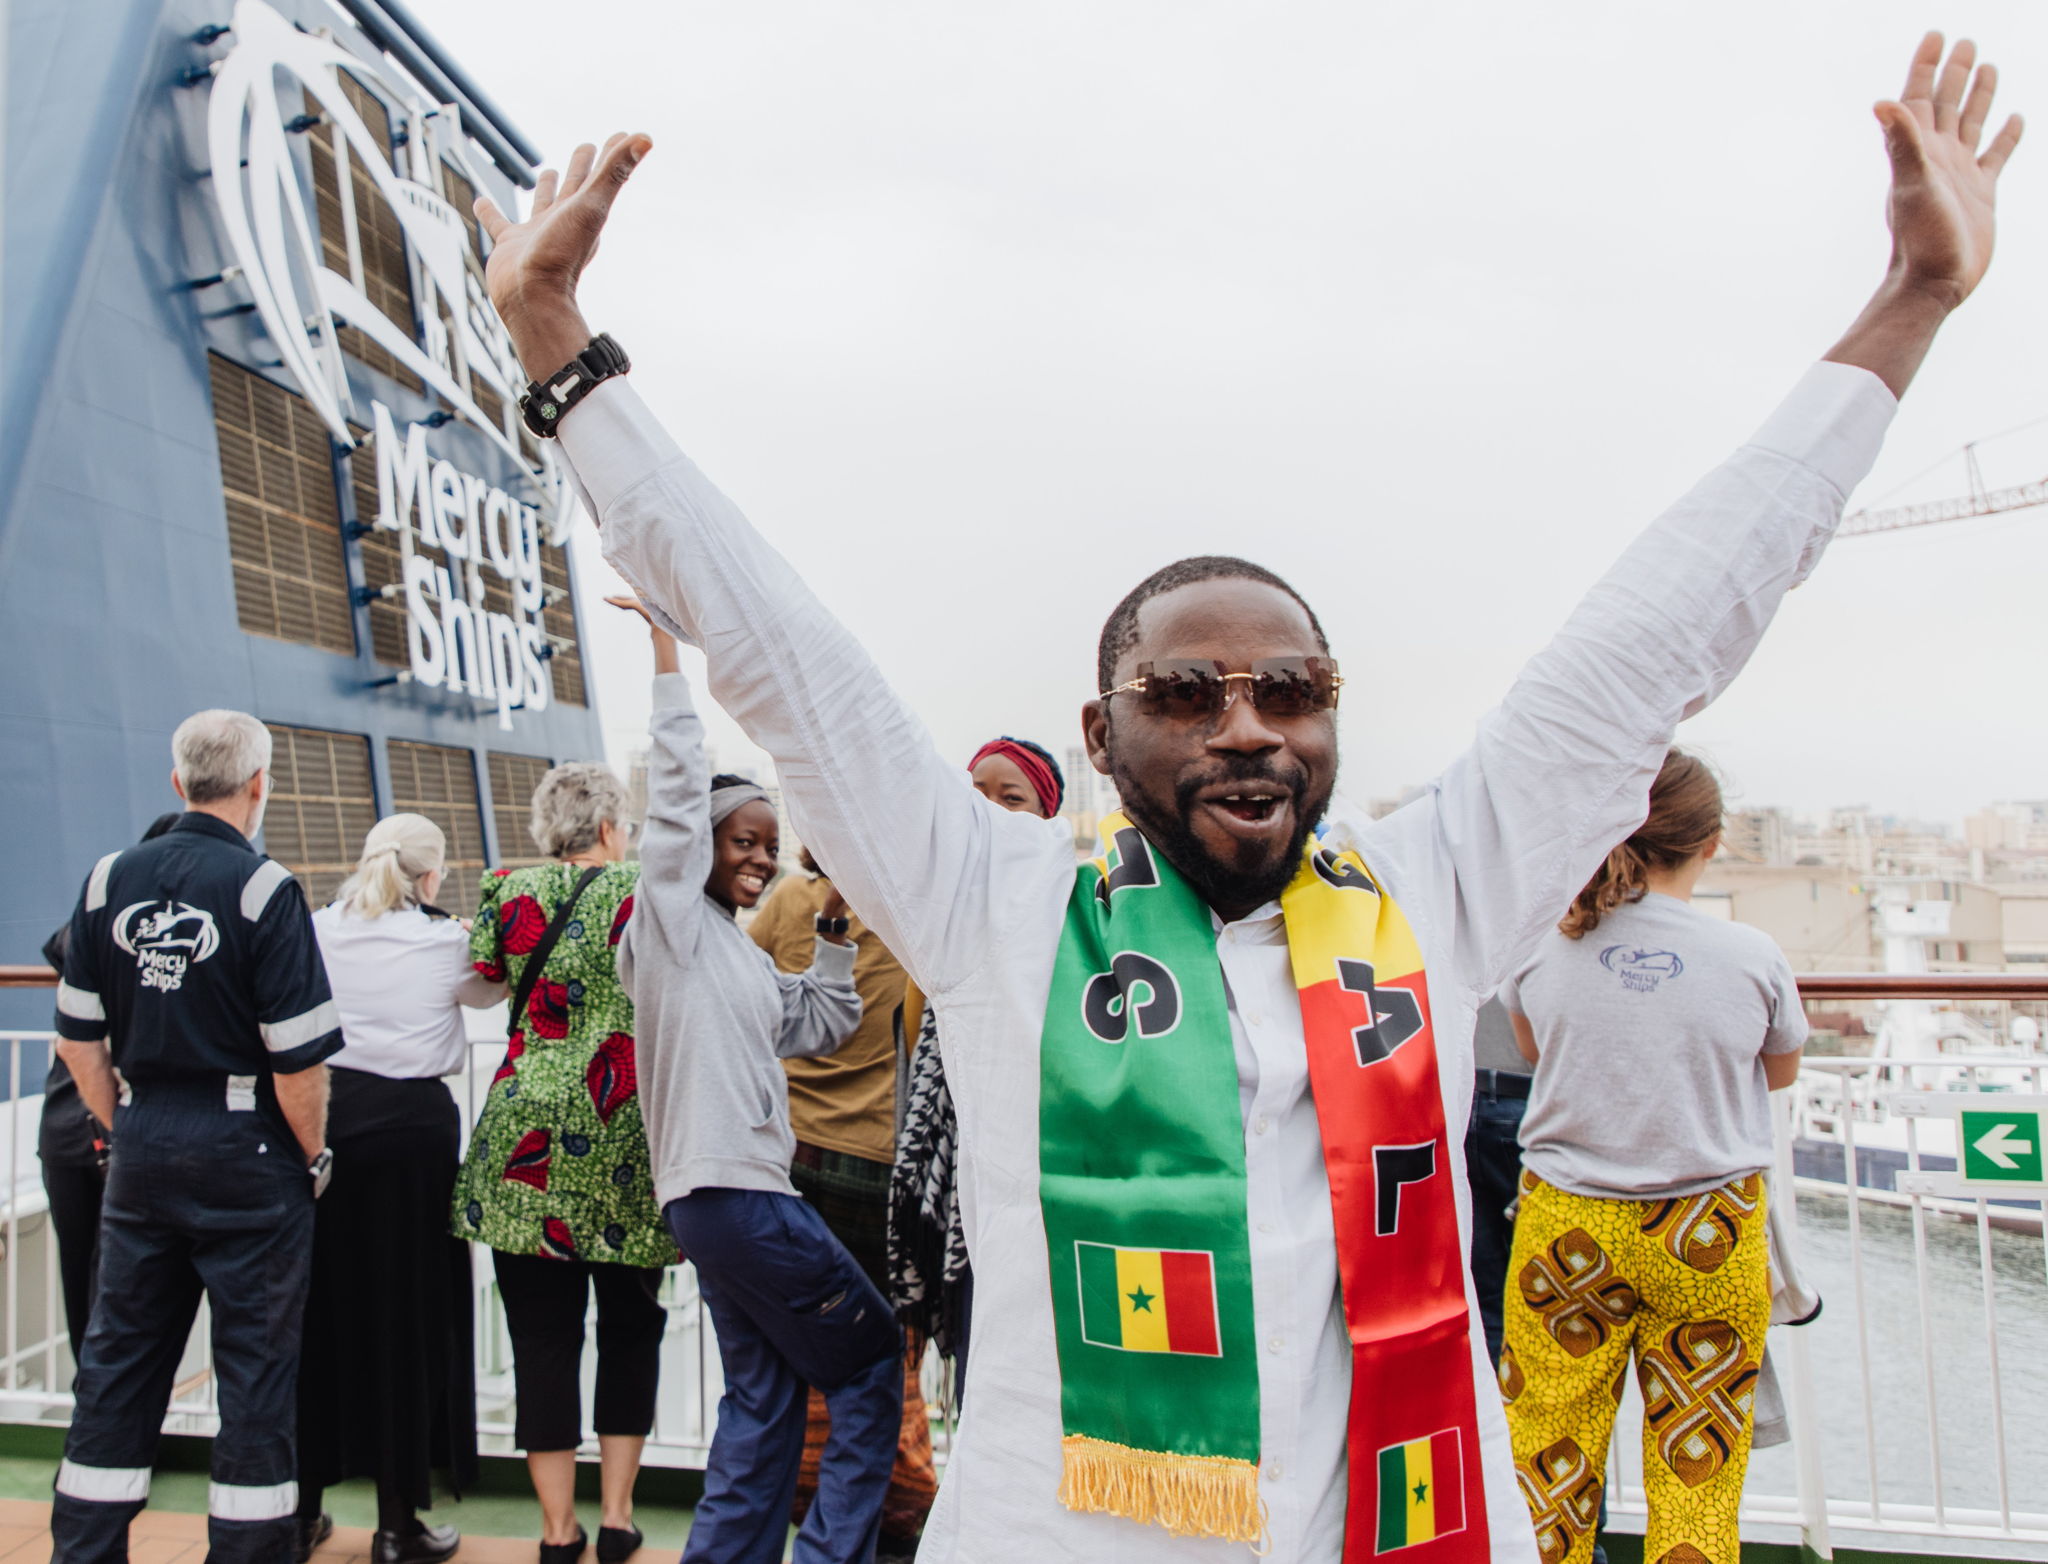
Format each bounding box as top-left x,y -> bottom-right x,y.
1495,749 -> 1803,1564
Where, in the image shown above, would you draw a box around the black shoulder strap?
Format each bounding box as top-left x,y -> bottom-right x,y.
506,866 -> 604,1038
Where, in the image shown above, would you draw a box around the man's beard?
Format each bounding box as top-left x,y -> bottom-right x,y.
1109,751 -> 1330,916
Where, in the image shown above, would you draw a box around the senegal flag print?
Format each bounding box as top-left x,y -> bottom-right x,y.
1074,1243 -> 1222,1356
1376,1430 -> 1465,1552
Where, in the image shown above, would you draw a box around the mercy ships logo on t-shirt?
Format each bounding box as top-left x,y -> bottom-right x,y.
1599,944 -> 1684,993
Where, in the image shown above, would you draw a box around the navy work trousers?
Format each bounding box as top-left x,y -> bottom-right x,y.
666,1188 -> 902,1564
53,1085 -> 314,1564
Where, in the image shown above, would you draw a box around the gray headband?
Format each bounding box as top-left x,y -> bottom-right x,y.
708,784 -> 770,829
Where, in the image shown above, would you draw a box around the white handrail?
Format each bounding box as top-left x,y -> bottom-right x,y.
0,1029 -> 2039,1553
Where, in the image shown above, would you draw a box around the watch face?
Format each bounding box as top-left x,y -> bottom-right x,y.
540,402 -> 559,420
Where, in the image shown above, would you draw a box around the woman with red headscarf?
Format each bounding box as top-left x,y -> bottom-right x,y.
887,737 -> 1064,1401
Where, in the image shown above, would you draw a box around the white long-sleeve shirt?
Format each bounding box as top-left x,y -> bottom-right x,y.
562,361 -> 1895,1563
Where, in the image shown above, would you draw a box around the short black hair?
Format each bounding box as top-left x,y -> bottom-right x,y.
1096,555 -> 1329,693
709,773 -> 759,792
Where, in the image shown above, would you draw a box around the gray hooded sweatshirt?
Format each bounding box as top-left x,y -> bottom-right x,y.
617,673 -> 860,1204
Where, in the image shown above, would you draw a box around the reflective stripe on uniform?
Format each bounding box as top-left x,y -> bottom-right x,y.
55,1459 -> 150,1503
259,1000 -> 338,1053
240,860 -> 293,922
83,851 -> 121,913
55,982 -> 104,1022
208,1479 -> 298,1522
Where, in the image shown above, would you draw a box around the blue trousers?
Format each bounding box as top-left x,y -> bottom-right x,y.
666,1188 -> 901,1564
53,1085 -> 314,1564
1464,1083 -> 1528,1365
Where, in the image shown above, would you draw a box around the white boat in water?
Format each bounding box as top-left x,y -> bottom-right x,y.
1788,888 -> 2048,1229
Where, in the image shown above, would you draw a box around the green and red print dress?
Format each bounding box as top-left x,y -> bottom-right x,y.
451,862 -> 671,1268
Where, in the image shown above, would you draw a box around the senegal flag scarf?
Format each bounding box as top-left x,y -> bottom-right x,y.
1040,813 -> 1490,1559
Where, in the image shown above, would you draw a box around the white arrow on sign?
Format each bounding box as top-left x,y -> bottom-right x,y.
1974,1121 -> 2035,1170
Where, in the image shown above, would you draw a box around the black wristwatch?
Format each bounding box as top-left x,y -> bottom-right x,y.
308,1147 -> 335,1199
518,333 -> 631,439
815,915 -> 850,937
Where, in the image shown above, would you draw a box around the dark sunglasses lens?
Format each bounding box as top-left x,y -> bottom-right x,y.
1251,660 -> 1334,715
1143,663 -> 1227,715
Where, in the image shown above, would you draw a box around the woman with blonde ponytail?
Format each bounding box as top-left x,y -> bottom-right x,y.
299,817 -> 505,1564
1496,750 -> 1808,1564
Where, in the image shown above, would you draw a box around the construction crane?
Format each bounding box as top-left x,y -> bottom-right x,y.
1843,437 -> 2048,536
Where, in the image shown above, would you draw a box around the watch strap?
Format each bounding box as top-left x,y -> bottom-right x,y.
519,333 -> 631,440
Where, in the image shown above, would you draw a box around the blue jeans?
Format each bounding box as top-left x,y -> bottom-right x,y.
1465,1085 -> 1527,1365
666,1188 -> 902,1564
53,1082 -> 314,1564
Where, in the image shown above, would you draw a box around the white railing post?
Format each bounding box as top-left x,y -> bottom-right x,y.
1772,1092 -> 1832,1560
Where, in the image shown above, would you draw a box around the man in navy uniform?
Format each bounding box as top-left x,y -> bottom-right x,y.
51,709 -> 340,1564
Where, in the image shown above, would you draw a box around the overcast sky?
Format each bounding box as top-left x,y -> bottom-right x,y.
426,0 -> 2048,829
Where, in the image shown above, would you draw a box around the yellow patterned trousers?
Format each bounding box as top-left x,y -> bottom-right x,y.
1500,1170 -> 1769,1564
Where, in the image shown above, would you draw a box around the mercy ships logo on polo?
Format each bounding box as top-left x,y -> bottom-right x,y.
113,900 -> 222,992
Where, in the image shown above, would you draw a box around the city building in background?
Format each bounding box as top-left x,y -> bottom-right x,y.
2,0 -> 602,1027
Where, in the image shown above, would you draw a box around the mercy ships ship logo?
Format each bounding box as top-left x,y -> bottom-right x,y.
199,0 -> 567,728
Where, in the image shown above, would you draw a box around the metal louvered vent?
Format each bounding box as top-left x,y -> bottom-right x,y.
347,438 -> 408,666
487,751 -> 554,869
540,550 -> 587,706
211,356 -> 355,654
305,77 -> 422,393
440,162 -> 486,261
261,725 -> 377,907
388,740 -> 488,916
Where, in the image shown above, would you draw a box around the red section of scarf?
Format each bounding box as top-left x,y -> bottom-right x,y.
1298,968 -> 1491,1561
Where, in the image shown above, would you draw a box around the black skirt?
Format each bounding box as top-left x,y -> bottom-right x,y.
296,1068 -> 479,1505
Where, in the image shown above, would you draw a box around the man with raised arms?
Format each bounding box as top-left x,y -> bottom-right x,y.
475,35 -> 2015,1564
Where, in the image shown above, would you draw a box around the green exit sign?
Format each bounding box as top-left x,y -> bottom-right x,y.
1960,1109 -> 2045,1184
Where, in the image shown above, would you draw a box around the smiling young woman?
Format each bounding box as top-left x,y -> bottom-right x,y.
603,597 -> 893,1562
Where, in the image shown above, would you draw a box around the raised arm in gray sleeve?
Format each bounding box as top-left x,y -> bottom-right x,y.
772,937 -> 862,1060
617,672 -> 711,1000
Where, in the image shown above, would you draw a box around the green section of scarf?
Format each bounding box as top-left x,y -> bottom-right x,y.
1038,815 -> 1263,1543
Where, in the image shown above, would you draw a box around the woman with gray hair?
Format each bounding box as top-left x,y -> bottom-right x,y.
450,760 -> 668,1564
298,815 -> 499,1564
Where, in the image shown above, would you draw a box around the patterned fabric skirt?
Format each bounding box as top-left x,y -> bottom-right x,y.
1500,1170 -> 1769,1564
790,1143 -> 938,1549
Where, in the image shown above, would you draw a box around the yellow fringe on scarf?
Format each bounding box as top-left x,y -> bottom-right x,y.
1058,1435 -> 1270,1550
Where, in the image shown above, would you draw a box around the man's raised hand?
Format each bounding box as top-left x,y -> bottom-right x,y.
1876,33 -> 2022,310
474,133 -> 652,378
1826,33 -> 2024,398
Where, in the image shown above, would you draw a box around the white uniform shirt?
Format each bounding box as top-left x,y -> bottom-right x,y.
563,361 -> 1894,1563
312,902 -> 502,1080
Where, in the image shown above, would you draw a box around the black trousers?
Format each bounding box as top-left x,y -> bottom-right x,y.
491,1251 -> 666,1452
42,1159 -> 105,1356
53,1085 -> 314,1564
